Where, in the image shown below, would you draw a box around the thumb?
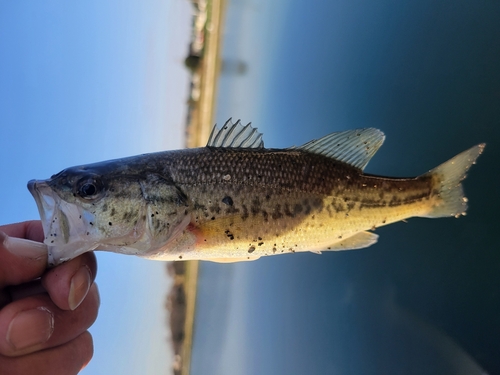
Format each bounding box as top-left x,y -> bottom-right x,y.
0,232 -> 48,288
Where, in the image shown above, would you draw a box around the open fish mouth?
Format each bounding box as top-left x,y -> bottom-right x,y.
28,179 -> 98,266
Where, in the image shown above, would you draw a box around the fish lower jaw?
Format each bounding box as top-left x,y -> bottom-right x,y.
47,242 -> 100,267
47,250 -> 72,267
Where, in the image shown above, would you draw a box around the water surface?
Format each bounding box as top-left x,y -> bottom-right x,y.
192,1 -> 500,373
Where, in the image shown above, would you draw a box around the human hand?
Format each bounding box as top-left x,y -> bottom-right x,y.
0,221 -> 99,375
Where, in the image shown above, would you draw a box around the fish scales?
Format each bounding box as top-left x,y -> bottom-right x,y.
161,147 -> 438,260
27,119 -> 484,265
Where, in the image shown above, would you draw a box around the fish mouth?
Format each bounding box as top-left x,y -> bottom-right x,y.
28,180 -> 57,240
28,179 -> 98,266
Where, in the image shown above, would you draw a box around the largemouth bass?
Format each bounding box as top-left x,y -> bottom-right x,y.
28,120 -> 484,266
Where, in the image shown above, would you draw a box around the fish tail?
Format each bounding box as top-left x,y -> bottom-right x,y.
422,144 -> 485,218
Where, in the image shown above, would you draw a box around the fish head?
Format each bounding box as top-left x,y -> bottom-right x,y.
28,160 -> 190,266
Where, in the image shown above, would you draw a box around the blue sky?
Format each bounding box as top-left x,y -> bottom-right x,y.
1,1 -> 192,373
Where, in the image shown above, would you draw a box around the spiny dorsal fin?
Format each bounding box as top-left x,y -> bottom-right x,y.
292,128 -> 385,170
206,119 -> 264,148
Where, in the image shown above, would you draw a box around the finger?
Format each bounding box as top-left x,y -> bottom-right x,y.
0,221 -> 44,242
0,331 -> 93,375
0,284 -> 99,357
0,232 -> 48,288
6,280 -> 47,307
41,252 -> 97,311
4,252 -> 98,311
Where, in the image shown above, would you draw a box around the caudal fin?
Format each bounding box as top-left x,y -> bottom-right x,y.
423,144 -> 485,218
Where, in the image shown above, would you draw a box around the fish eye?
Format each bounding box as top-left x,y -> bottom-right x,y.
81,183 -> 96,196
76,176 -> 103,200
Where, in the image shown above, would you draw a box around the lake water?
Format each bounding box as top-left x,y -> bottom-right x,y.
192,0 -> 500,374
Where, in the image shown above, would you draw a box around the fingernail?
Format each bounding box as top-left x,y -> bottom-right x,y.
1,232 -> 48,260
68,265 -> 92,310
7,307 -> 54,350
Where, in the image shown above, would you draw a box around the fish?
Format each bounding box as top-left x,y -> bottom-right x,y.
28,119 -> 484,266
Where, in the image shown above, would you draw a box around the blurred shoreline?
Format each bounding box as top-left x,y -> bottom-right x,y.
166,0 -> 227,374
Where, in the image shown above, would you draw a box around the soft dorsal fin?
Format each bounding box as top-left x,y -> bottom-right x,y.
207,119 -> 264,148
292,128 -> 385,170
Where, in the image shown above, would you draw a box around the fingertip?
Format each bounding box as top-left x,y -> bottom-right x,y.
5,306 -> 54,353
0,289 -> 99,358
78,331 -> 94,370
0,234 -> 48,288
2,233 -> 48,261
41,252 -> 98,311
68,266 -> 92,311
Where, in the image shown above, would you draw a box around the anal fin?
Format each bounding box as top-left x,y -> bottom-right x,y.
208,256 -> 261,263
326,231 -> 379,251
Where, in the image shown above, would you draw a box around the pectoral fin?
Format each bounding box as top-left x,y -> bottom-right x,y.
326,231 -> 379,251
